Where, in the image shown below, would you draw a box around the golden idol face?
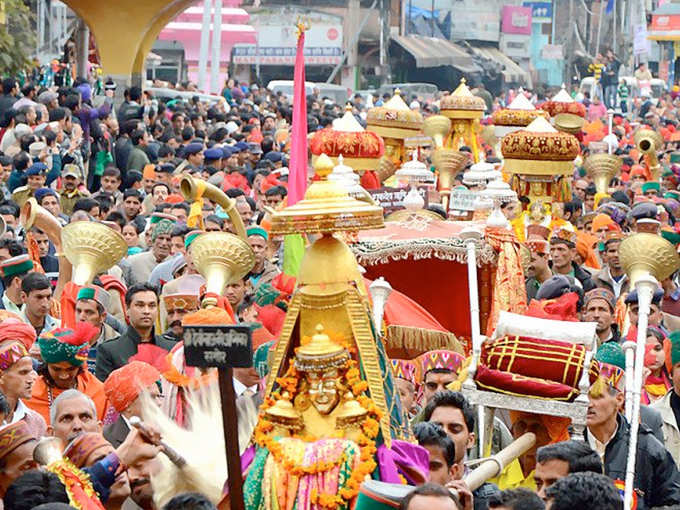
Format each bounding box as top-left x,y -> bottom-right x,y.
304,368 -> 340,415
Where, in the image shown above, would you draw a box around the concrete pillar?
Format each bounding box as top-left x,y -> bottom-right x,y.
342,0 -> 360,89
75,18 -> 89,79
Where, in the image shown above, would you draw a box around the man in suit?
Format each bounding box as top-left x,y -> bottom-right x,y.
95,283 -> 176,382
103,361 -> 162,447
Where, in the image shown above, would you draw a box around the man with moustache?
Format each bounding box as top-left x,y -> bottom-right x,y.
0,320 -> 44,437
75,285 -> 119,374
161,293 -> 199,343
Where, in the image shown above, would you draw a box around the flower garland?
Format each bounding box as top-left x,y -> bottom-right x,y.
253,358 -> 382,509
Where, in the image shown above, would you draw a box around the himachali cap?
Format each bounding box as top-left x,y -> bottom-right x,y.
76,285 -> 111,309
246,226 -> 268,241
163,293 -> 200,311
104,361 -> 161,413
526,239 -> 549,255
0,420 -> 36,461
595,342 -> 626,371
604,230 -> 625,246
671,153 -> 680,164
666,190 -> 680,201
63,432 -> 112,469
641,181 -> 661,194
390,359 -> 419,385
661,226 -> 680,246
584,288 -> 616,312
419,350 -> 465,378
184,230 -> 204,249
526,224 -> 550,241
549,228 -> 577,247
0,254 -> 34,279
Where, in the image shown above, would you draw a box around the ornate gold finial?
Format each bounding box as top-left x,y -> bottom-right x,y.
313,153 -> 334,179
294,324 -> 350,372
345,102 -> 353,112
394,88 -> 401,96
460,77 -> 466,85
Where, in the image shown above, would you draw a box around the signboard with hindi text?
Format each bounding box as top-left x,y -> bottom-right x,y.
183,325 -> 253,369
368,187 -> 429,216
450,188 -> 477,211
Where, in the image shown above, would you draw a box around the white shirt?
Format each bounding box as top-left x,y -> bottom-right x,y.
587,422 -> 618,462
608,269 -> 628,298
233,378 -> 257,398
2,399 -> 27,426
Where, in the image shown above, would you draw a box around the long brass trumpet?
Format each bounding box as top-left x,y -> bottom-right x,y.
180,175 -> 247,240
634,129 -> 663,181
20,198 -> 62,252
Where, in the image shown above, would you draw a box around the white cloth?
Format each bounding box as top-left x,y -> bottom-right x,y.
2,399 -> 28,426
587,422 -> 618,462
233,378 -> 257,398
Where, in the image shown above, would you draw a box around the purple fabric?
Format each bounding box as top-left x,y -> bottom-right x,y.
377,440 -> 429,485
241,444 -> 256,473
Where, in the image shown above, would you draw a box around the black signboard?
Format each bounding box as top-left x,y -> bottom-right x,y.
183,325 -> 253,368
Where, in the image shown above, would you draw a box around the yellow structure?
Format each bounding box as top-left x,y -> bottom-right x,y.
61,0 -> 197,88
440,79 -> 486,162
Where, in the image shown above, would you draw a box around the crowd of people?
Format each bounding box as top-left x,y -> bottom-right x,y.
2,59 -> 680,510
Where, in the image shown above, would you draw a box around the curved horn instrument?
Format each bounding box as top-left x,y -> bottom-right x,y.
20,198 -> 63,252
179,175 -> 247,240
634,129 -> 663,181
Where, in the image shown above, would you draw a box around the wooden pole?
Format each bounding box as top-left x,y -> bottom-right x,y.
218,368 -> 244,510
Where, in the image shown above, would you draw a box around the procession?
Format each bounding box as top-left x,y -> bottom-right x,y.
4,0 -> 680,510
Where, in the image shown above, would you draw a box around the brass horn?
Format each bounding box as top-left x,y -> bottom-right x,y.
619,233 -> 680,288
33,436 -> 64,466
583,154 -> 622,195
634,129 -> 663,181
20,198 -> 62,252
423,115 -> 452,150
179,174 -> 247,240
433,149 -> 470,211
189,232 -> 255,307
61,221 -> 128,286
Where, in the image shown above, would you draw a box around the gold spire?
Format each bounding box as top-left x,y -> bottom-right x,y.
294,324 -> 350,372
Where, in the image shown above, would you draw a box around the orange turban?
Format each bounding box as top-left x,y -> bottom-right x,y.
591,213 -> 615,234
104,361 -> 161,413
142,164 -> 156,180
0,318 -> 37,350
509,411 -> 571,444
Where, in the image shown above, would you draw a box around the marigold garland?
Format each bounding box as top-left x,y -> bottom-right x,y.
253,358 -> 383,509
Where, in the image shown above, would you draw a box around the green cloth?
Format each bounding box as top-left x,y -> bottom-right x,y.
671,153 -> 680,164
662,229 -> 680,246
95,151 -> 113,177
0,257 -> 33,278
254,340 -> 276,379
184,231 -> 202,249
595,341 -> 626,371
282,234 -> 305,277
671,331 -> 680,366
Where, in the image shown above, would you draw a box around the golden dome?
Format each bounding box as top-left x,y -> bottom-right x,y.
440,79 -> 486,119
297,233 -> 366,296
268,154 -> 384,235
264,392 -> 304,431
366,89 -> 424,140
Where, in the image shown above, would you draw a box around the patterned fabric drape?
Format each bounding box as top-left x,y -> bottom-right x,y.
485,227 -> 527,336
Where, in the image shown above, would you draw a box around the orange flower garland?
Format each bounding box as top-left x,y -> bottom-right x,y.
253,358 -> 383,509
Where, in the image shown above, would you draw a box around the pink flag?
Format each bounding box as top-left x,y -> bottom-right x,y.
287,26 -> 308,206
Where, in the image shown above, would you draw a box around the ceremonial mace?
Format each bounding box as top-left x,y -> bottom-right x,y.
459,226 -> 484,457
618,233 -> 680,509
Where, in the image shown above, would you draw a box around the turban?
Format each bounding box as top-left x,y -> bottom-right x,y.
0,318 -> 37,350
63,432 -> 112,468
151,219 -> 175,242
419,350 -> 465,378
0,341 -> 28,372
509,411 -> 570,444
104,361 -> 161,413
38,322 -> 98,366
0,420 -> 35,461
591,213 -> 615,233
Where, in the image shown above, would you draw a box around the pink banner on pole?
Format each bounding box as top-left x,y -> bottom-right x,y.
287,28 -> 308,206
501,6 -> 532,35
